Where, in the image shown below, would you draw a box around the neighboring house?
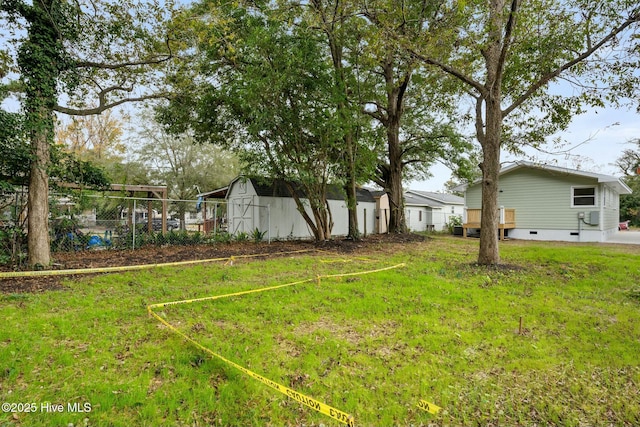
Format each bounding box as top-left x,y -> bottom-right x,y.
404,190 -> 464,232
456,161 -> 632,242
194,187 -> 229,233
211,177 -> 377,240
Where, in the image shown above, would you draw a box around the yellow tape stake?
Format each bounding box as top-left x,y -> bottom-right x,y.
417,399 -> 442,414
148,264 -> 406,426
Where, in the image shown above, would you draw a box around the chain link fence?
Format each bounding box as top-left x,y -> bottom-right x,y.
0,191 -> 231,267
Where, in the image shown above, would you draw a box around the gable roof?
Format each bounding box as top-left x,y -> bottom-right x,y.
455,161 -> 632,194
406,190 -> 464,206
228,177 -> 375,202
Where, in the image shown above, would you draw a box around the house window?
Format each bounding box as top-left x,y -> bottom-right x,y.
572,186 -> 596,207
419,211 -> 422,222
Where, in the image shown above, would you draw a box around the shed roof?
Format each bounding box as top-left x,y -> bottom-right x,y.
227,177 -> 376,203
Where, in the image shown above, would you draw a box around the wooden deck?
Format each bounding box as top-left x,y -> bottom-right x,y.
463,208 -> 516,240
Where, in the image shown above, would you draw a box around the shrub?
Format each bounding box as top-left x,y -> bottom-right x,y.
251,228 -> 267,243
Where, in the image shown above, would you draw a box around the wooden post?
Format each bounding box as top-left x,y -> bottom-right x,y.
363,208 -> 367,237
147,193 -> 153,234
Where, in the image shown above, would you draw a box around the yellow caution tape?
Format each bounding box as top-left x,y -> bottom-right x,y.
319,257 -> 375,264
148,263 -> 406,426
0,249 -> 318,279
148,308 -> 355,425
417,399 -> 442,414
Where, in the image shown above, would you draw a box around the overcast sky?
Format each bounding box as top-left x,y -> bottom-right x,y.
410,104 -> 640,192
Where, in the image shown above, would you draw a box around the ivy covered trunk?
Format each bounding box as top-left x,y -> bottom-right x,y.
18,0 -> 63,267
27,113 -> 53,267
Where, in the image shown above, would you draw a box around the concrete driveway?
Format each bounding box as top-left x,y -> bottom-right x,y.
606,230 -> 640,245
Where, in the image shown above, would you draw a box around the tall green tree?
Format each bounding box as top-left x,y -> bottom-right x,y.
160,2 -> 349,241
297,0 -> 377,240
1,0 -> 176,267
409,0 -> 640,264
359,0 -> 477,233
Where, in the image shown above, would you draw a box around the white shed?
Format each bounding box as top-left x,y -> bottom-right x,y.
225,177 -> 377,240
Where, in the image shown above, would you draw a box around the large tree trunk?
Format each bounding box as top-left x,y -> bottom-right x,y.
382,59 -> 410,234
387,118 -> 407,233
27,124 -> 52,267
477,100 -> 501,265
477,0 -> 506,265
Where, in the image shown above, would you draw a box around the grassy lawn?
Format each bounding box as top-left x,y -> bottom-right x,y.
1,236 -> 639,426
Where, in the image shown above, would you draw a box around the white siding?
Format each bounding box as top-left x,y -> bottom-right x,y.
228,179 -> 377,239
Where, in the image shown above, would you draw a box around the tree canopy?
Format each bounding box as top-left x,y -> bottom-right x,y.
408,0 -> 640,264
1,0 -> 179,266
158,0 -> 478,239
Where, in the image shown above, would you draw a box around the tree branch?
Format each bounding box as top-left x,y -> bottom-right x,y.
409,49 -> 486,96
503,8 -> 640,117
362,101 -> 388,124
73,38 -> 173,70
54,93 -> 170,116
475,95 -> 485,144
498,0 -> 519,73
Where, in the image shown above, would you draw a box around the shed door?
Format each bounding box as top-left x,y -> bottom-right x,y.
231,197 -> 253,234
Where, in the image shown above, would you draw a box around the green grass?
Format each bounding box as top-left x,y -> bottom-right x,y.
1,236 -> 639,426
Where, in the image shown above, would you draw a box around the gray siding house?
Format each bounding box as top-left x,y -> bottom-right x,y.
457,161 -> 632,242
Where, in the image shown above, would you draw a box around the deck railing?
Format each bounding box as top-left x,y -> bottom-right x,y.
463,207 -> 516,240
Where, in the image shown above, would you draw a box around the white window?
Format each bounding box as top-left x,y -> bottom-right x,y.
572,186 -> 596,207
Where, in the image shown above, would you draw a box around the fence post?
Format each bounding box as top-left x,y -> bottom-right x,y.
268,204 -> 271,244
214,202 -> 218,236
132,199 -> 136,250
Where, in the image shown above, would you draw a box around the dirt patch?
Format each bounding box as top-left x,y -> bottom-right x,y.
0,233 -> 427,294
